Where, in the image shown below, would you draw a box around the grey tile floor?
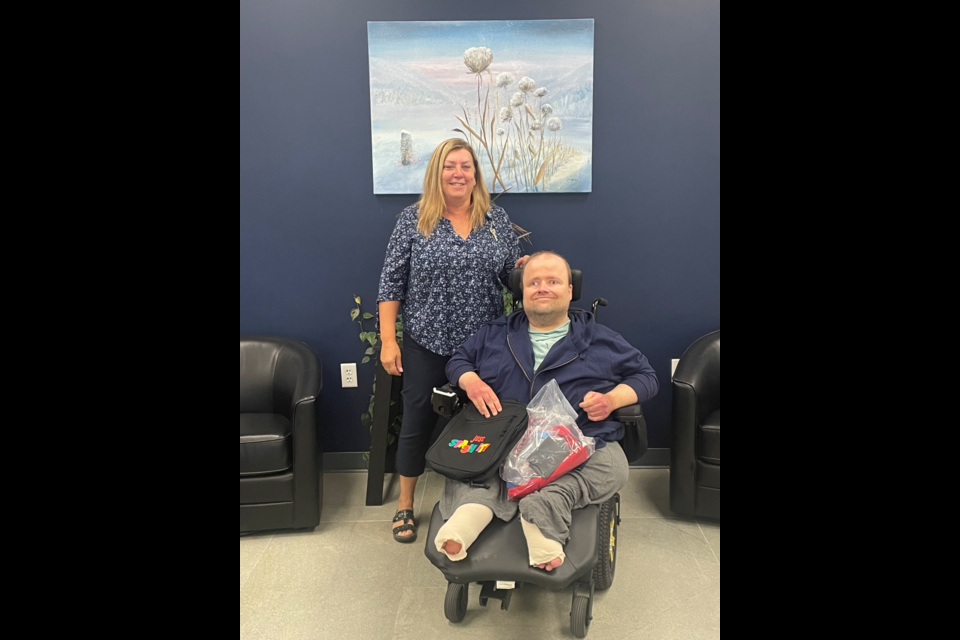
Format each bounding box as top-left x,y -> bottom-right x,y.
240,469 -> 720,640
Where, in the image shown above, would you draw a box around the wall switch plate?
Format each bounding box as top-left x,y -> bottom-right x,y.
672,359 -> 680,381
341,363 -> 358,388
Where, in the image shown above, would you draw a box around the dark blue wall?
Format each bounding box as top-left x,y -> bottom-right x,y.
240,1 -> 721,453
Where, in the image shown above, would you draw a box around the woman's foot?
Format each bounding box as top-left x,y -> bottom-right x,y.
392,477 -> 419,542
392,509 -> 418,543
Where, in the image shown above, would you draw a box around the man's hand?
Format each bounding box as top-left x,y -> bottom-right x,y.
380,340 -> 403,376
459,372 -> 502,418
580,391 -> 615,422
580,384 -> 639,422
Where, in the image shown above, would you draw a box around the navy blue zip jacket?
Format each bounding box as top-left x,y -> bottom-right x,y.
446,309 -> 659,447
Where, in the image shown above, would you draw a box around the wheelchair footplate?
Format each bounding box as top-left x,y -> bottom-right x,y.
424,502 -> 600,590
425,501 -> 604,637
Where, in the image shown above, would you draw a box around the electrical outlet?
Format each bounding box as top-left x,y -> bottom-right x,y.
341,363 -> 358,388
672,359 -> 680,381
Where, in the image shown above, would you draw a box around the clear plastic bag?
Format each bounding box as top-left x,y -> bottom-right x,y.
501,379 -> 596,501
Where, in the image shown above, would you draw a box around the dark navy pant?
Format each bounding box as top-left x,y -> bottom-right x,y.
396,335 -> 452,478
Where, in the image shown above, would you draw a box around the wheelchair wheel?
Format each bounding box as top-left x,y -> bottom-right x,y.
593,494 -> 619,591
571,595 -> 591,638
444,582 -> 468,623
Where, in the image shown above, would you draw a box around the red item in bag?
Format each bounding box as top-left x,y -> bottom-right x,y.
507,425 -> 593,501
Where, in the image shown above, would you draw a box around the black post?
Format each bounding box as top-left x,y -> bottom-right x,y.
366,360 -> 400,506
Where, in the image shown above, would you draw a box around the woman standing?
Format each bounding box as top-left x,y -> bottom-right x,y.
378,138 -> 526,543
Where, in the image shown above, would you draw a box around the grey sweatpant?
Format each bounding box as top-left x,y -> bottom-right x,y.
440,441 -> 630,545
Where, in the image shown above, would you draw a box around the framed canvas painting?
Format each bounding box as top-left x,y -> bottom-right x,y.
368,19 -> 594,194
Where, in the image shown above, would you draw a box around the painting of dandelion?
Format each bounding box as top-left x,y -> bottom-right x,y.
367,19 -> 594,194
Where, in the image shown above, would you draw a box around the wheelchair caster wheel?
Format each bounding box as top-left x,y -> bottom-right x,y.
571,595 -> 592,638
444,583 -> 468,623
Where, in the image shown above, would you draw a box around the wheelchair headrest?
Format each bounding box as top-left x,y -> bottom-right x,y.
508,268 -> 582,302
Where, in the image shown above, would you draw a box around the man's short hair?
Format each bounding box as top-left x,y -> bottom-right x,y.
522,251 -> 574,286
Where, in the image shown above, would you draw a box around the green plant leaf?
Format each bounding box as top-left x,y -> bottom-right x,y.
362,356 -> 371,364
354,295 -> 361,305
363,313 -> 374,320
351,308 -> 360,321
364,347 -> 375,356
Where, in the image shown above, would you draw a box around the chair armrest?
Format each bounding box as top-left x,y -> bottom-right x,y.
290,367 -> 322,416
674,330 -> 720,425
290,394 -> 321,527
268,341 -> 322,421
280,344 -> 322,525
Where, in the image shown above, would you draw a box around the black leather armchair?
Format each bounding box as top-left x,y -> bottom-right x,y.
240,336 -> 323,534
670,330 -> 721,520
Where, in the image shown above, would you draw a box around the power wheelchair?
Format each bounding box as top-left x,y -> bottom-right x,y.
424,268 -> 648,638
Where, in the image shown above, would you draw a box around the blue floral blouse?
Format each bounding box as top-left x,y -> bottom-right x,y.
378,204 -> 521,356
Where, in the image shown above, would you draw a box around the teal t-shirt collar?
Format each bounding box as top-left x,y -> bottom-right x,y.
529,320 -> 571,372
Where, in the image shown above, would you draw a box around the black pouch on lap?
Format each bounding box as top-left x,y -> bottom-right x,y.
525,437 -> 570,478
426,400 -> 529,483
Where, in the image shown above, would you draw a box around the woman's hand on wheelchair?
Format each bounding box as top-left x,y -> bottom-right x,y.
459,372 -> 502,418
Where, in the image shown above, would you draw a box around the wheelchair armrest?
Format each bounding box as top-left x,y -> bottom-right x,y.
613,403 -> 649,463
612,403 -> 643,425
432,384 -> 468,418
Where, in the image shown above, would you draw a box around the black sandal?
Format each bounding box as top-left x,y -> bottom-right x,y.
392,509 -> 418,543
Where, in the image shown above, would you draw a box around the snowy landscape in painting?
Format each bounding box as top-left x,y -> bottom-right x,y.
368,20 -> 594,194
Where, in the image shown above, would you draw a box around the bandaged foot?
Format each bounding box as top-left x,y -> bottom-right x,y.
521,517 -> 566,571
435,504 -> 494,561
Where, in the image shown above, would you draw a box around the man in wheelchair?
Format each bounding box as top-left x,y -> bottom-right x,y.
434,251 -> 659,572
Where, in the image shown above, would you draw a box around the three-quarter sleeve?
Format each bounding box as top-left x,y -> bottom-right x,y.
377,208 -> 418,303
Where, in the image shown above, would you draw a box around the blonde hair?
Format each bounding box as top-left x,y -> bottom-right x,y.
416,138 -> 491,237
